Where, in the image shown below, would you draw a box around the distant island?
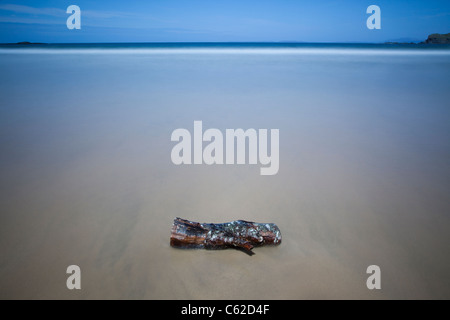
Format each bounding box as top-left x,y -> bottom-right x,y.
16,41 -> 46,45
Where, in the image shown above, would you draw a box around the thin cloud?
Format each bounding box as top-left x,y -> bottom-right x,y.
0,4 -> 65,17
0,4 -> 122,27
82,10 -> 138,19
0,4 -> 153,20
0,2 -> 208,37
0,16 -> 60,24
421,12 -> 450,19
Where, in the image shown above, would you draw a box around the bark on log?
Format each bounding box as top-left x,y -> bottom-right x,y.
170,217 -> 282,255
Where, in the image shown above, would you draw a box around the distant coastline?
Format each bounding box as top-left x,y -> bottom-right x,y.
3,33 -> 449,46
385,33 -> 450,45
15,41 -> 47,45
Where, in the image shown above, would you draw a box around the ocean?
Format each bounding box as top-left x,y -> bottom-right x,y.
0,43 -> 449,299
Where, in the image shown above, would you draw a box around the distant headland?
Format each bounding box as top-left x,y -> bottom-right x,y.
421,33 -> 450,44
386,33 -> 450,45
6,33 -> 450,46
15,41 -> 47,45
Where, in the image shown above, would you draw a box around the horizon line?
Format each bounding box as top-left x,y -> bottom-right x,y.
0,40 -> 428,45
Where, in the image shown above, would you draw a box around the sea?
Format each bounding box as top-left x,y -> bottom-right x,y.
0,43 -> 449,299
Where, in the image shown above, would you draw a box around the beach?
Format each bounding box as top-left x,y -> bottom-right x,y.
0,44 -> 449,299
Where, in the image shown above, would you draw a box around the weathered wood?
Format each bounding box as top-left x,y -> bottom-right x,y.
170,217 -> 282,255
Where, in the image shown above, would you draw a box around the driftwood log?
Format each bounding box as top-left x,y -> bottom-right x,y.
170,217 -> 282,255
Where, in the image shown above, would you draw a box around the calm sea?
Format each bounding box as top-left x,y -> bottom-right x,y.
0,43 -> 449,299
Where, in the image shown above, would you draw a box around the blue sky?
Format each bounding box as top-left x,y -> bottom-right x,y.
0,0 -> 449,43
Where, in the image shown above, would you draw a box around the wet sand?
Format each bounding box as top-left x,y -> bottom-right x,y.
0,50 -> 450,299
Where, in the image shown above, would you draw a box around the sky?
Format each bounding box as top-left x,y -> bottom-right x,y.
0,0 -> 449,43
